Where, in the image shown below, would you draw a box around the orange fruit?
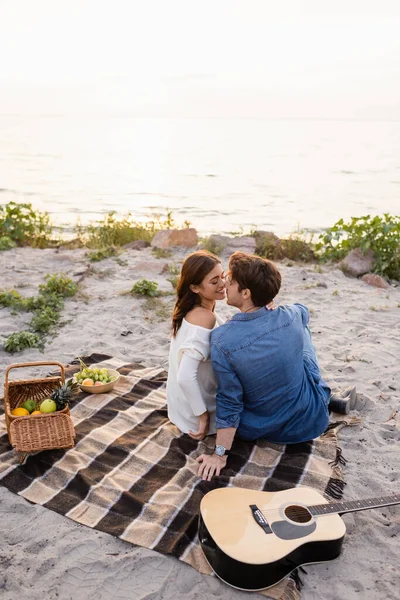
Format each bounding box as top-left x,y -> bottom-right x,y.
94,381 -> 104,386
82,378 -> 94,386
31,410 -> 42,416
11,407 -> 30,417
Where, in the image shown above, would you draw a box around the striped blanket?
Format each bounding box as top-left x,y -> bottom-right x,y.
0,354 -> 349,600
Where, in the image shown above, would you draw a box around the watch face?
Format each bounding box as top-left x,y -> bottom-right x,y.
215,445 -> 225,456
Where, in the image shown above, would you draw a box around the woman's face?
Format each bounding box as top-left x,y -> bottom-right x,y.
192,263 -> 226,302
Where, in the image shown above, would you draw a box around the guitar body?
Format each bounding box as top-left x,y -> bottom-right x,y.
198,487 -> 346,591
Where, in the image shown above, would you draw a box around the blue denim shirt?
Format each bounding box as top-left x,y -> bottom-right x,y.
210,304 -> 330,444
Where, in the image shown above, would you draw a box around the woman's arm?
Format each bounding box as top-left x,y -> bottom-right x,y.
177,352 -> 210,440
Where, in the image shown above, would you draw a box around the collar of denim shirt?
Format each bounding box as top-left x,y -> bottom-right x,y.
230,306 -> 269,321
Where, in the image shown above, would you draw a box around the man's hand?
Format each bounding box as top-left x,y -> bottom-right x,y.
196,453 -> 227,480
188,411 -> 210,441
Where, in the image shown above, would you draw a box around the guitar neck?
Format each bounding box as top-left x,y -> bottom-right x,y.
309,493 -> 400,516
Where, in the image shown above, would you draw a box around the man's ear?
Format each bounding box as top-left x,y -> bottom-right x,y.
242,288 -> 251,300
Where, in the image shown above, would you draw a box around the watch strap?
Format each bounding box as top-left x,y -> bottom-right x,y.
214,445 -> 231,457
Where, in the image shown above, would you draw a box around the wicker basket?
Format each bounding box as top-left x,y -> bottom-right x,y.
4,361 -> 76,454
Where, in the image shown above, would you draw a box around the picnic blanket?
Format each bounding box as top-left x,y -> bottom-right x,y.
0,353 -> 355,600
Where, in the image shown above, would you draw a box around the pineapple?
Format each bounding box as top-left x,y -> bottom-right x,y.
50,379 -> 79,411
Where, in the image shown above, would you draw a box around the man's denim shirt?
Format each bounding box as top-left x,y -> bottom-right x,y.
210,303 -> 330,444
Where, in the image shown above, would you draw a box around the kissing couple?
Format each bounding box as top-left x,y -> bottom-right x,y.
166,250 -> 354,481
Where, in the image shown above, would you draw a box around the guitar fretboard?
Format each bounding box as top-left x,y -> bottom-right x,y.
309,493 -> 400,516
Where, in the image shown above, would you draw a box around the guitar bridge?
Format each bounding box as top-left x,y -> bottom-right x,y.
250,504 -> 272,534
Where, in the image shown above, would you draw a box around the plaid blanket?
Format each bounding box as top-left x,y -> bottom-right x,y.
0,354 -> 351,600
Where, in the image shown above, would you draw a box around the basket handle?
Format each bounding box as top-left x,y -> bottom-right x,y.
5,361 -> 66,387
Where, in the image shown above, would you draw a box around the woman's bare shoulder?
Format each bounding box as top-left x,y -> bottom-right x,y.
185,307 -> 216,329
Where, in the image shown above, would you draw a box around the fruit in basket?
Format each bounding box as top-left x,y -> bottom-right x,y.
82,378 -> 94,386
11,407 -> 30,417
31,410 -> 42,416
21,399 -> 36,413
40,399 -> 57,413
50,379 -> 79,410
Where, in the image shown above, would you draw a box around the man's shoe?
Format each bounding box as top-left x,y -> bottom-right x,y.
328,386 -> 357,415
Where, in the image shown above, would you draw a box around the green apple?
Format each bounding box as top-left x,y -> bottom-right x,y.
40,399 -> 57,414
21,399 -> 36,413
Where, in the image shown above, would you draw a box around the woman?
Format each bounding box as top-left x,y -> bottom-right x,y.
166,250 -> 226,441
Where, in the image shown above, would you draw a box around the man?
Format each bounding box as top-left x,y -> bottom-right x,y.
196,251 -> 331,481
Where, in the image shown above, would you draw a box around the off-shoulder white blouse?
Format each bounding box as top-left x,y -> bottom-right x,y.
166,314 -> 224,435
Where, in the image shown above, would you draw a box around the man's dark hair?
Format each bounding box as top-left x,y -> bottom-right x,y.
229,251 -> 281,306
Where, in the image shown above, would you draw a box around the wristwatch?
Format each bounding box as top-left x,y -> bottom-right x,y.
214,445 -> 231,457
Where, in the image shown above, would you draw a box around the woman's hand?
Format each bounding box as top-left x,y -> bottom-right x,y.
266,300 -> 277,310
188,411 -> 210,441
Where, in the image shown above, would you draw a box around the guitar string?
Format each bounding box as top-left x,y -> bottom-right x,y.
258,497 -> 400,517
211,497 -> 400,522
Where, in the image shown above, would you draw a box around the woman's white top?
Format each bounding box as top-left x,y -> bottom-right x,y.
167,314 -> 224,435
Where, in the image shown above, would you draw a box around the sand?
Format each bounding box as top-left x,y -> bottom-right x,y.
0,244 -> 399,600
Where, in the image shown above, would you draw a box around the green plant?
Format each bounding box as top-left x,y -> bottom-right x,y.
316,214 -> 400,279
131,279 -> 159,296
30,307 -> 60,334
280,236 -> 315,262
200,236 -> 226,255
80,210 -> 176,249
255,234 -> 281,259
27,292 -> 64,312
167,275 -> 179,289
2,273 -> 78,352
256,230 -> 314,262
166,263 -> 180,289
3,331 -> 40,353
151,247 -> 173,259
0,202 -> 53,247
143,297 -> 171,321
88,246 -> 120,262
0,290 -> 31,311
39,273 -> 78,298
0,235 -> 16,251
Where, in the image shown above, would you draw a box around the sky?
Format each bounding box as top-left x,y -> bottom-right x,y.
0,0 -> 400,118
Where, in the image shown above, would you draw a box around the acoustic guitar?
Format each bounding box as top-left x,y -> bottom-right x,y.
198,486 -> 400,591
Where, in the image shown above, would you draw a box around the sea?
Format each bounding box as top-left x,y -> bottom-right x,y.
1,116 -> 399,238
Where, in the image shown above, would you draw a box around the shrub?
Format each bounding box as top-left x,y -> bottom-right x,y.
200,236 -> 226,255
143,297 -> 171,321
279,236 -> 315,262
255,233 -> 282,260
30,307 -> 60,334
81,210 -> 176,249
0,290 -> 31,311
0,202 -> 53,247
27,292 -> 64,312
88,246 -> 120,262
255,231 -> 315,262
151,247 -> 173,259
131,279 -> 159,296
0,235 -> 16,251
316,214 -> 400,279
3,331 -> 40,353
2,273 -> 78,352
39,273 -> 78,298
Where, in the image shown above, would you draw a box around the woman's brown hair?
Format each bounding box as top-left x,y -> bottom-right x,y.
171,250 -> 221,336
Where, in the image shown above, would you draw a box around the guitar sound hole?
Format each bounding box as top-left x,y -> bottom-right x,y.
284,505 -> 312,523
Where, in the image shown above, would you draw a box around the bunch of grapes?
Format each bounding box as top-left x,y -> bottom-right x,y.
74,366 -> 115,385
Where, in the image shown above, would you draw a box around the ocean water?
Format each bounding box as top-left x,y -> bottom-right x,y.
0,116 -> 399,237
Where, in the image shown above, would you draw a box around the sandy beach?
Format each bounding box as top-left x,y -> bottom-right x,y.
1,243 -> 399,600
